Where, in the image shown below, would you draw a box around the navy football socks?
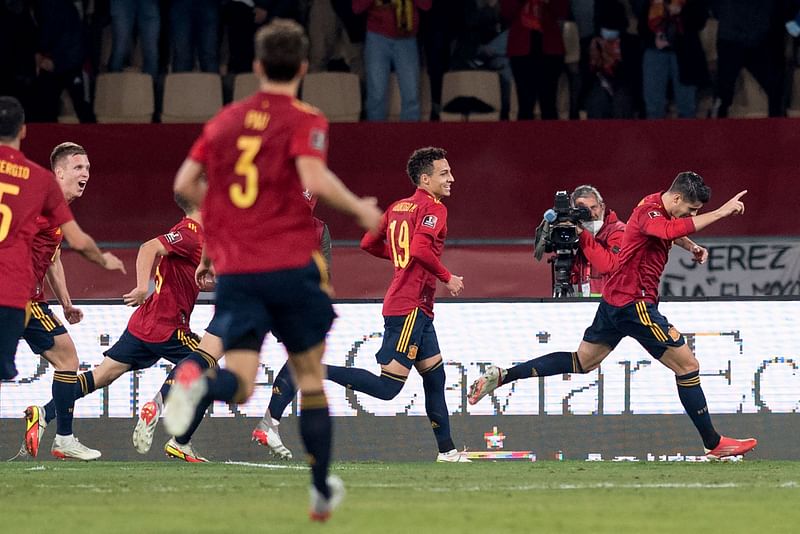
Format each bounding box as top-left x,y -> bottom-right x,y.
52,371 -> 77,436
44,370 -> 95,424
504,351 -> 579,383
420,361 -> 455,453
299,390 -> 333,499
267,363 -> 297,421
676,370 -> 721,450
326,365 -> 406,400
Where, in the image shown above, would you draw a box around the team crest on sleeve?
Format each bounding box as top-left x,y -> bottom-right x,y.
648,210 -> 662,219
165,231 -> 182,244
422,215 -> 438,229
309,128 -> 327,151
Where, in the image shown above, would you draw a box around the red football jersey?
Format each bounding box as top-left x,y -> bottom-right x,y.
361,188 -> 451,318
604,192 -> 695,306
30,216 -> 63,302
126,217 -> 204,343
0,146 -> 73,310
189,92 -> 327,275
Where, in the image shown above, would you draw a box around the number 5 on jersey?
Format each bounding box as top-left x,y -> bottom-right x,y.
230,135 -> 262,209
0,181 -> 21,242
388,220 -> 410,269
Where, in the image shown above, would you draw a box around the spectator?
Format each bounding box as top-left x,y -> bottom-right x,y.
419,0 -> 463,120
308,0 -> 365,76
636,0 -> 710,119
501,0 -> 570,120
223,0 -> 267,75
450,0 -> 512,120
585,0 -> 642,118
353,0 -> 432,121
33,0 -> 96,123
170,0 -> 220,73
710,0 -> 789,118
108,0 -> 160,79
0,0 -> 38,114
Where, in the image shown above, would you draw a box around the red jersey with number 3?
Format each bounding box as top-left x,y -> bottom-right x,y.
603,192 -> 695,306
30,217 -> 63,302
126,217 -> 204,343
189,92 -> 328,275
0,146 -> 73,310
362,188 -> 450,318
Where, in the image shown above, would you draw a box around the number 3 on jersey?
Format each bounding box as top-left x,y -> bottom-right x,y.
230,135 -> 262,209
388,219 -> 410,269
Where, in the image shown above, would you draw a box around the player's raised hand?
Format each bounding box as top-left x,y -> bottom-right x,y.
123,286 -> 148,307
102,252 -> 127,274
63,305 -> 84,324
356,197 -> 382,232
447,274 -> 464,296
717,190 -> 747,217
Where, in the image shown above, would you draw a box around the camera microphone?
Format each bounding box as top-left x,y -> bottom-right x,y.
543,209 -> 557,223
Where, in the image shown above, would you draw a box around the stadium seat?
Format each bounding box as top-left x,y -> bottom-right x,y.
440,70 -> 501,122
729,69 -> 768,119
161,72 -> 223,123
787,68 -> 800,118
700,18 -> 718,65
387,71 -> 432,121
301,72 -> 361,122
94,72 -> 155,123
57,90 -> 79,124
232,73 -> 260,101
563,21 -> 580,65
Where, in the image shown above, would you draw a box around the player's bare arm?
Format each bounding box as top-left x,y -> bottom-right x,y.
674,237 -> 708,264
173,158 -> 207,208
690,190 -> 747,233
45,248 -> 83,324
296,155 -> 381,232
123,237 -> 169,307
59,220 -> 126,274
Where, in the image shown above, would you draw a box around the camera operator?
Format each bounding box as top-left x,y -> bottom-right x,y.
571,185 -> 626,296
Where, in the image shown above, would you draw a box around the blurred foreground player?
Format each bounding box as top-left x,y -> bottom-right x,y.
168,19 -> 381,521
470,172 -> 757,460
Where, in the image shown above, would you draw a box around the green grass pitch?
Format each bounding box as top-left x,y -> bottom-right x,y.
1,460 -> 798,533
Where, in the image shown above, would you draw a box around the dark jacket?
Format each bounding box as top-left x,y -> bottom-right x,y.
636,0 -> 710,87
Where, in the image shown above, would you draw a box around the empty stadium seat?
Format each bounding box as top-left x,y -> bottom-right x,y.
94,72 -> 154,123
787,68 -> 800,118
301,72 -> 361,122
700,18 -> 718,65
161,72 -> 223,123
563,21 -> 580,65
729,69 -> 768,119
233,73 -> 260,101
440,70 -> 501,122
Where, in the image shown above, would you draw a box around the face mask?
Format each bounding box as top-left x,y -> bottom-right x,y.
581,214 -> 604,236
600,28 -> 620,41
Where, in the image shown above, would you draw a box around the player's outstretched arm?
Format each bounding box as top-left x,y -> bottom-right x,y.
123,238 -> 169,306
59,220 -> 127,274
297,156 -> 381,232
173,159 -> 207,208
45,248 -> 83,324
691,190 -> 747,233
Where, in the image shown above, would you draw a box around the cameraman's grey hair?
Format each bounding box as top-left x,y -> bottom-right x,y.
571,185 -> 604,205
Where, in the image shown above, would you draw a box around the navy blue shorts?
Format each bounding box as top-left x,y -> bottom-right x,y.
583,299 -> 685,359
23,301 -> 68,355
205,310 -> 224,338
0,305 -> 28,380
104,328 -> 201,371
214,259 -> 335,355
376,308 -> 441,369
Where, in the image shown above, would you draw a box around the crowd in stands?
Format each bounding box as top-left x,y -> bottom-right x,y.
1,0 -> 799,123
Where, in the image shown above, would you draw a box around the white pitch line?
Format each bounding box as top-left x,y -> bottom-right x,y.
224,460 -> 308,470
